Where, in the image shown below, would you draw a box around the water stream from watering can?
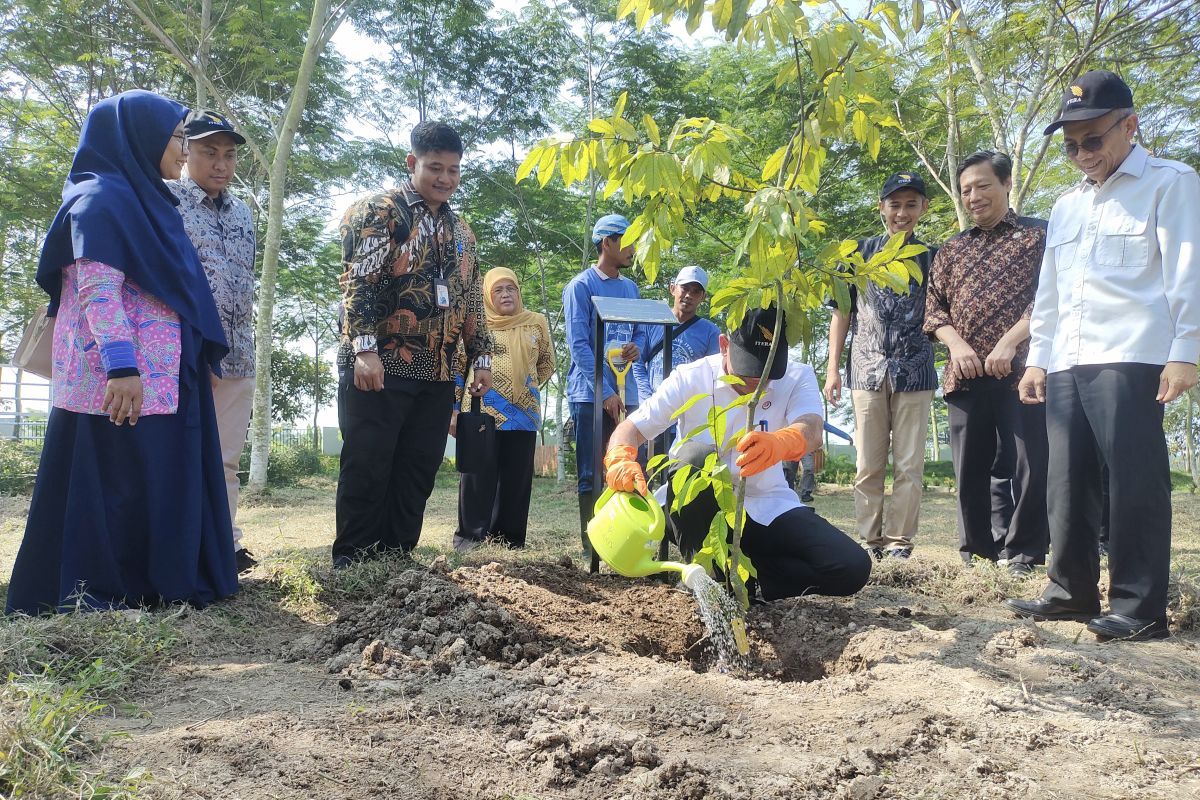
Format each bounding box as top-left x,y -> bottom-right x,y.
683,570 -> 748,671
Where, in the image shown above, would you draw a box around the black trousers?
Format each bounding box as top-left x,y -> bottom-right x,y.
947,384 -> 1048,564
665,440 -> 869,599
1041,364 -> 1171,619
456,430 -> 537,548
668,486 -> 871,600
334,376 -> 454,559
990,436 -> 1016,545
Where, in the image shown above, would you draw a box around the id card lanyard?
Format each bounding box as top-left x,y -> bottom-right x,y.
431,212 -> 456,310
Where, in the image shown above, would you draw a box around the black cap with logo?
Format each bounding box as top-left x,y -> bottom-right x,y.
728,306 -> 788,381
880,172 -> 927,200
1043,70 -> 1134,135
184,109 -> 247,144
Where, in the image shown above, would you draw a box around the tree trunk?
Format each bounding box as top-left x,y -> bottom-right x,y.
247,0 -> 335,490
941,9 -> 968,232
929,398 -> 941,461
942,0 -> 1008,153
1187,388 -> 1198,489
14,367 -> 24,431
196,0 -> 211,106
313,318 -> 321,450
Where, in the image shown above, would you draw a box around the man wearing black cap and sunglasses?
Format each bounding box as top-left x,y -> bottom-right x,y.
169,109 -> 258,575
1006,71 -> 1200,642
601,307 -> 872,601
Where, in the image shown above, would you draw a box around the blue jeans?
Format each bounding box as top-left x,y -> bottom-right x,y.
570,402 -> 615,497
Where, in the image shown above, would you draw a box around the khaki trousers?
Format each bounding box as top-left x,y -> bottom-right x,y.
851,379 -> 933,548
211,375 -> 255,549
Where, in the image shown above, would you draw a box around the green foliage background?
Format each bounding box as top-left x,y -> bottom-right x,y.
2,0 -> 1199,468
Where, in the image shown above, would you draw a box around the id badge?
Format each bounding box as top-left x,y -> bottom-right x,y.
434,278 -> 451,309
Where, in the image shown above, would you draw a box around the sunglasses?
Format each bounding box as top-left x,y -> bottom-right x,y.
1063,116 -> 1126,157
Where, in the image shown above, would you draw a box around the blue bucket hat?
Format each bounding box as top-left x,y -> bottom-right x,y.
592,213 -> 631,245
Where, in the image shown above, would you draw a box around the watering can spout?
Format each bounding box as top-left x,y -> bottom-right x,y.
679,563 -> 708,591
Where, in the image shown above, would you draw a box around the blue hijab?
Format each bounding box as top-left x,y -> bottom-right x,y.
36,90 -> 228,371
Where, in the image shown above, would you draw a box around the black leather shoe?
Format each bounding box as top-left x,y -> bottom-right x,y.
1004,597 -> 1099,622
452,534 -> 483,554
1086,614 -> 1169,642
234,548 -> 258,574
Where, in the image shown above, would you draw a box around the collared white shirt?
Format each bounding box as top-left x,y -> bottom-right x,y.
1028,145 -> 1200,373
628,354 -> 823,525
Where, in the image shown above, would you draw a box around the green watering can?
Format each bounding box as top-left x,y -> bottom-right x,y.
587,488 -> 705,587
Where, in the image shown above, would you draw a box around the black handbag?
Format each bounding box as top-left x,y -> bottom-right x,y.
455,394 -> 495,474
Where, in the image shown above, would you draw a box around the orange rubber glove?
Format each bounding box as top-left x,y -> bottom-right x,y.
734,424 -> 809,477
604,444 -> 648,496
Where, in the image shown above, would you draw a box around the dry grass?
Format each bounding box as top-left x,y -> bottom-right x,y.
1169,566 -> 1200,631
0,471 -> 1198,797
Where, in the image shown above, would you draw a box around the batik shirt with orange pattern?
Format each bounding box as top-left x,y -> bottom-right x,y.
336,180 -> 492,382
923,210 -> 1047,395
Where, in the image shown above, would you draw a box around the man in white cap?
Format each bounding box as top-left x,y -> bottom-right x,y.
1007,70 -> 1200,641
562,213 -> 648,549
635,265 -> 721,397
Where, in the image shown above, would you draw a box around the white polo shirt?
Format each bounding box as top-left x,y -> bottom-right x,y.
1028,145 -> 1200,373
628,354 -> 823,525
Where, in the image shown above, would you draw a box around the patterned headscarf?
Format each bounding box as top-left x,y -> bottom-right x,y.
483,268 -> 542,385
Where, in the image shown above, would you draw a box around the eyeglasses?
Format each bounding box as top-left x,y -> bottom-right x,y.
170,133 -> 190,151
1063,116 -> 1126,157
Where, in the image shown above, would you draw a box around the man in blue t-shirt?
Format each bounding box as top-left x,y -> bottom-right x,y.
562,213 -> 648,548
634,265 -> 722,400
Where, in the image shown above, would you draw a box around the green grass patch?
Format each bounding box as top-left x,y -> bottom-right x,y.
0,610 -> 179,798
818,455 -> 957,488
0,442 -> 41,496
1171,470 -> 1196,492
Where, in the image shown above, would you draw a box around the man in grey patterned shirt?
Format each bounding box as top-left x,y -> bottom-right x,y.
169,109 -> 258,574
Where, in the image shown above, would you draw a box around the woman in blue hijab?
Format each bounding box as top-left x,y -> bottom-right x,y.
6,90 -> 239,614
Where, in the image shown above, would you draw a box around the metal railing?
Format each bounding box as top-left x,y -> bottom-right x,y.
270,426 -> 320,448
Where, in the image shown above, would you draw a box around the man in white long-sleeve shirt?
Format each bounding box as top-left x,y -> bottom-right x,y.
1006,70 -> 1200,642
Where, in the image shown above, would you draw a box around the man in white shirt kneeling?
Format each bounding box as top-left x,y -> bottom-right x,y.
602,307 -> 872,601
